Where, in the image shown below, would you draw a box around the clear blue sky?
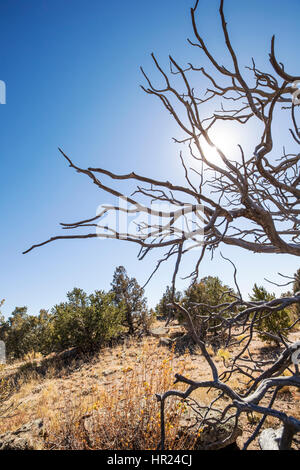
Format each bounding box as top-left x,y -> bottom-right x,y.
0,0 -> 299,318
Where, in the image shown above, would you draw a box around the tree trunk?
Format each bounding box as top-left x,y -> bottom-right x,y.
279,424 -> 295,450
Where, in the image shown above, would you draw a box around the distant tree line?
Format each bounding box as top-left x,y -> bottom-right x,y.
1,268 -> 298,360
0,266 -> 151,360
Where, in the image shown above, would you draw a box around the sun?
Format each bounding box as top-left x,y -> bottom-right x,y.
200,128 -> 240,163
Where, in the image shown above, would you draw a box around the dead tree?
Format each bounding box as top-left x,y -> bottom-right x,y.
24,0 -> 300,450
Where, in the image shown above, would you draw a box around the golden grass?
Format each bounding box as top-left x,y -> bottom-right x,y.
43,342 -> 210,450
0,339 -> 201,449
0,327 -> 299,450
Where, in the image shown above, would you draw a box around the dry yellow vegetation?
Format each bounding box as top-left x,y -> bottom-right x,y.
0,321 -> 299,450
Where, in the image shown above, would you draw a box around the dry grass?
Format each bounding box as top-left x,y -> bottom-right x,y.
44,341 -> 193,450
0,336 -> 203,449
0,323 -> 299,450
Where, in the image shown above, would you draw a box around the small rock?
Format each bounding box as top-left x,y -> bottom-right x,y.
102,367 -> 120,377
149,327 -> 170,338
178,408 -> 242,450
259,427 -> 283,450
0,419 -> 45,450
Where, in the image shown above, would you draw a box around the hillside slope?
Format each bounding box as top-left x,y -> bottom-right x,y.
0,321 -> 299,450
